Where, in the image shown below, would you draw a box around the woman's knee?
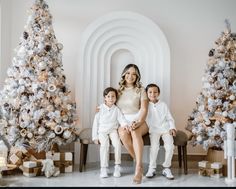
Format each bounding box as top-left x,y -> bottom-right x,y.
130,129 -> 142,138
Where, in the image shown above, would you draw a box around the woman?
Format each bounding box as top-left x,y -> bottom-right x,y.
116,64 -> 149,184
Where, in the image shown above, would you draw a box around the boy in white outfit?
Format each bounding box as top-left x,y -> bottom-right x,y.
92,87 -> 129,178
145,83 -> 177,180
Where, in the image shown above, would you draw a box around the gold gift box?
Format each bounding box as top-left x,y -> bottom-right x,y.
46,151 -> 73,173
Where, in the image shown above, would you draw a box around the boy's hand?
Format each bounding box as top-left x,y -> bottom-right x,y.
169,129 -> 176,136
94,139 -> 100,144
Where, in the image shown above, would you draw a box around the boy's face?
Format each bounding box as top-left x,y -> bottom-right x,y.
104,91 -> 117,107
147,87 -> 159,102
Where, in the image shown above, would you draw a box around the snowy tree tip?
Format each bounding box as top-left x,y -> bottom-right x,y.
224,19 -> 231,33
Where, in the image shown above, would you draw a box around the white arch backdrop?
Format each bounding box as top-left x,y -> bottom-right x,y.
76,11 -> 170,131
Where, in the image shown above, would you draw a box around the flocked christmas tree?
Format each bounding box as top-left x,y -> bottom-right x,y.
0,0 -> 77,152
186,20 -> 236,151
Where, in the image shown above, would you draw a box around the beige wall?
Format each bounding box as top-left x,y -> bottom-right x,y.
1,0 -> 236,158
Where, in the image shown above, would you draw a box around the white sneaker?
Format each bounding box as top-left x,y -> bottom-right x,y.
113,165 -> 121,177
145,167 -> 156,178
100,167 -> 108,178
162,168 -> 174,180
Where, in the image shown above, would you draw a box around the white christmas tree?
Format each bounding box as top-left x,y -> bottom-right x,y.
0,0 -> 77,152
186,20 -> 236,151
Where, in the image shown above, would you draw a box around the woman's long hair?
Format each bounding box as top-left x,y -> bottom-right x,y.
118,64 -> 142,95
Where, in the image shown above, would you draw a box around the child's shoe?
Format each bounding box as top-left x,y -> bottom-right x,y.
113,164 -> 121,177
145,167 -> 156,178
100,167 -> 108,178
162,167 -> 174,180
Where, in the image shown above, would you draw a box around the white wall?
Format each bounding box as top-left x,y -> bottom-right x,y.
1,0 -> 236,161
0,0 -> 11,87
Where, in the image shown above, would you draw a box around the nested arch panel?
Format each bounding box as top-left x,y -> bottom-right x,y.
76,11 -> 170,130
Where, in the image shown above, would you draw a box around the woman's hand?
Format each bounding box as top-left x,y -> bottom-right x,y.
95,106 -> 100,113
131,121 -> 141,130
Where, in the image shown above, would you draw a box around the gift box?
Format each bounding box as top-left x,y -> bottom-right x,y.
22,167 -> 43,177
198,161 -> 212,176
198,161 -> 211,168
46,151 -> 73,173
8,147 -> 24,166
198,167 -> 213,176
1,164 -> 22,176
26,148 -> 46,160
206,148 -> 236,176
210,162 -> 223,178
20,160 -> 43,177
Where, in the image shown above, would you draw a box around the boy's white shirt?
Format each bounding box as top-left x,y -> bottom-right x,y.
92,103 -> 128,141
146,100 -> 176,133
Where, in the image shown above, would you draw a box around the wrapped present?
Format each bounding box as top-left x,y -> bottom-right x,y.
23,160 -> 42,168
46,151 -> 73,173
198,161 -> 212,176
210,162 -> 223,178
8,147 -> 24,166
1,164 -> 22,176
198,167 -> 213,176
22,167 -> 43,177
206,148 -> 236,176
20,160 -> 43,177
8,146 -> 33,166
198,161 -> 211,168
26,148 -> 46,160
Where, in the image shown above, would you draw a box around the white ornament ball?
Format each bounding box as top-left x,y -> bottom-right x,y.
27,132 -> 33,139
38,126 -> 46,135
38,61 -> 47,70
63,130 -> 71,139
229,95 -> 235,101
222,111 -> 228,117
196,135 -> 203,142
48,132 -> 56,139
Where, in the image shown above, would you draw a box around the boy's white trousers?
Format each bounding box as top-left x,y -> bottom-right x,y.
148,132 -> 174,168
98,129 -> 121,168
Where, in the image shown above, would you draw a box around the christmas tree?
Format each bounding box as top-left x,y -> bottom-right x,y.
0,0 -> 77,152
186,20 -> 236,151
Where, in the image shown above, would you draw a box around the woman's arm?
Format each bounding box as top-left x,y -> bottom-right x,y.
138,98 -> 148,124
131,98 -> 148,129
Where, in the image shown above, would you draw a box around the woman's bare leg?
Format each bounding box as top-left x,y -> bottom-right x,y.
118,127 -> 135,159
131,122 -> 149,183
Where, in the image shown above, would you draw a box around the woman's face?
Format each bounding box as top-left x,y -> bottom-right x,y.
124,67 -> 137,86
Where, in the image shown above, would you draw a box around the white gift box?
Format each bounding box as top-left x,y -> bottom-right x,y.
210,162 -> 223,178
211,162 -> 222,169
198,161 -> 210,168
46,151 -> 73,173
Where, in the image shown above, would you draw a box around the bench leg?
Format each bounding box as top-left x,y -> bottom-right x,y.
177,146 -> 182,168
182,145 -> 188,174
79,143 -> 88,172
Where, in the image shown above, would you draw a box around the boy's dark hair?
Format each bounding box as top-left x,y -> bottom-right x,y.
146,83 -> 160,93
103,87 -> 118,98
